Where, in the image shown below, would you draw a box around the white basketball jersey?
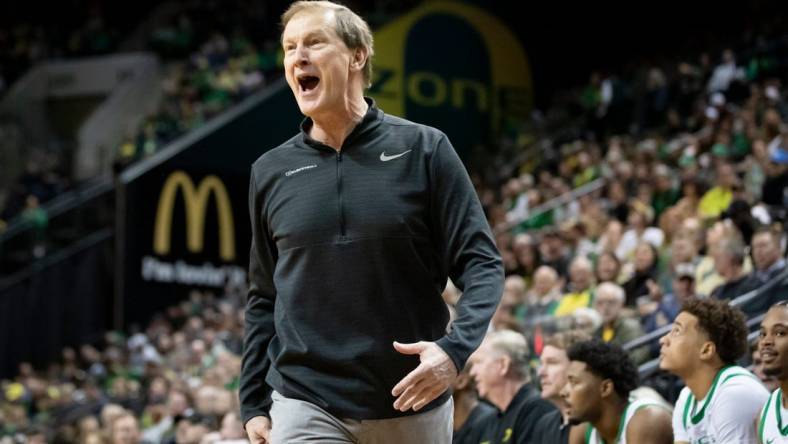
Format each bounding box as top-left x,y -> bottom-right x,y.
758,388 -> 788,444
673,365 -> 769,443
585,398 -> 663,444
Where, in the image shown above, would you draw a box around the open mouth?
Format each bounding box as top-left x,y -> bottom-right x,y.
298,75 -> 320,93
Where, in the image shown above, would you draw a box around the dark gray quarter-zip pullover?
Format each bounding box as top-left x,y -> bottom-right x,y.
240,98 -> 504,423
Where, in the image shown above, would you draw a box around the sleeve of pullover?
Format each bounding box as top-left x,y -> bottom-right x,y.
239,168 -> 278,426
431,133 -> 505,372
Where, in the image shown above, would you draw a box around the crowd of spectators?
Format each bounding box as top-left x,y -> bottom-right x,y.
469,29 -> 788,373
0,0 -> 147,231
113,0 -> 284,167
2,4 -> 788,444
1,288 -> 248,443
112,0 -> 419,167
1,0 -> 419,234
0,0 -> 150,100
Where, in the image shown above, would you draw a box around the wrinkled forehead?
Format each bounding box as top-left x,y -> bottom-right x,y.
282,8 -> 336,42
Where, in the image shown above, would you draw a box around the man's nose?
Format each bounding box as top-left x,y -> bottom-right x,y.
294,45 -> 310,65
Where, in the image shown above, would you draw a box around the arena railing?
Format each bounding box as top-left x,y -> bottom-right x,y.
494,176 -> 608,234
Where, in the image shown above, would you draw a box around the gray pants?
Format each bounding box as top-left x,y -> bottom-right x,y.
269,390 -> 453,443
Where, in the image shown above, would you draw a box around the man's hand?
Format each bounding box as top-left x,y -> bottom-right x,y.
245,416 -> 271,444
391,341 -> 458,412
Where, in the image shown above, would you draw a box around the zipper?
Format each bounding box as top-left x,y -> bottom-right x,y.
336,151 -> 346,239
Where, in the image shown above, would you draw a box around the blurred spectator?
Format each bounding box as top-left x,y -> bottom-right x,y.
593,282 -> 649,364
622,242 -> 660,306
110,412 -> 142,444
554,256 -> 595,316
511,234 -> 541,281
617,200 -> 664,260
710,235 -> 759,302
698,162 -> 738,219
750,227 -> 786,284
595,251 -> 622,284
695,220 -> 741,296
539,230 -> 570,277
640,263 -> 695,335
651,164 -> 680,219
523,266 -> 562,328
707,49 -> 746,94
490,276 -> 526,332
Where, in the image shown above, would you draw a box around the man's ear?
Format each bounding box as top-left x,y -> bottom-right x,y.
350,47 -> 368,72
498,355 -> 512,377
600,378 -> 614,399
699,340 -> 717,362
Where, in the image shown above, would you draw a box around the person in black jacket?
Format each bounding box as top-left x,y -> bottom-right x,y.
239,1 -> 504,443
623,242 -> 659,307
468,330 -> 557,443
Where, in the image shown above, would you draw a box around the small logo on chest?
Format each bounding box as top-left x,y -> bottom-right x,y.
380,150 -> 412,162
285,164 -> 317,177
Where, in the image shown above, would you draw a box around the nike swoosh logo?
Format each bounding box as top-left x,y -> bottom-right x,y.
380,150 -> 412,162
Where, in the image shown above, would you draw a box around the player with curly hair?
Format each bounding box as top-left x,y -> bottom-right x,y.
561,339 -> 673,444
659,298 -> 769,443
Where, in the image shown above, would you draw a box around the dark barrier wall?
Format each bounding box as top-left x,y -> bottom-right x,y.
119,82 -> 302,328
0,230 -> 112,378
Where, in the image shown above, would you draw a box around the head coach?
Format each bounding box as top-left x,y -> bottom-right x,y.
239,1 -> 504,442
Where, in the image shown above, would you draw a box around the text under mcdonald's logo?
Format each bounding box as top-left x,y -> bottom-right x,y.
153,170 -> 235,261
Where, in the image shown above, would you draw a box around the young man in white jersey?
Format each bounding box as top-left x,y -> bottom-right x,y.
659,298 -> 769,443
757,300 -> 788,443
561,339 -> 673,444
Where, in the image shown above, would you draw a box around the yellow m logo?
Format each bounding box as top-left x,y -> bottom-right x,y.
153,170 -> 235,261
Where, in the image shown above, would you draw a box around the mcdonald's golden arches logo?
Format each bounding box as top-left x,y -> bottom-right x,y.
153,170 -> 236,261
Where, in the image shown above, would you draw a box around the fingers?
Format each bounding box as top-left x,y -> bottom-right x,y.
393,375 -> 431,411
412,385 -> 444,411
395,379 -> 446,412
393,341 -> 424,355
247,418 -> 271,444
392,364 -> 425,397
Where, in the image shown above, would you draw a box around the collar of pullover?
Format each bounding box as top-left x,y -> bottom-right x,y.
298,97 -> 383,153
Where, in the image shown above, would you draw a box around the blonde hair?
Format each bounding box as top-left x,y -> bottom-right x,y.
543,330 -> 591,351
486,330 -> 530,381
281,1 -> 375,88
